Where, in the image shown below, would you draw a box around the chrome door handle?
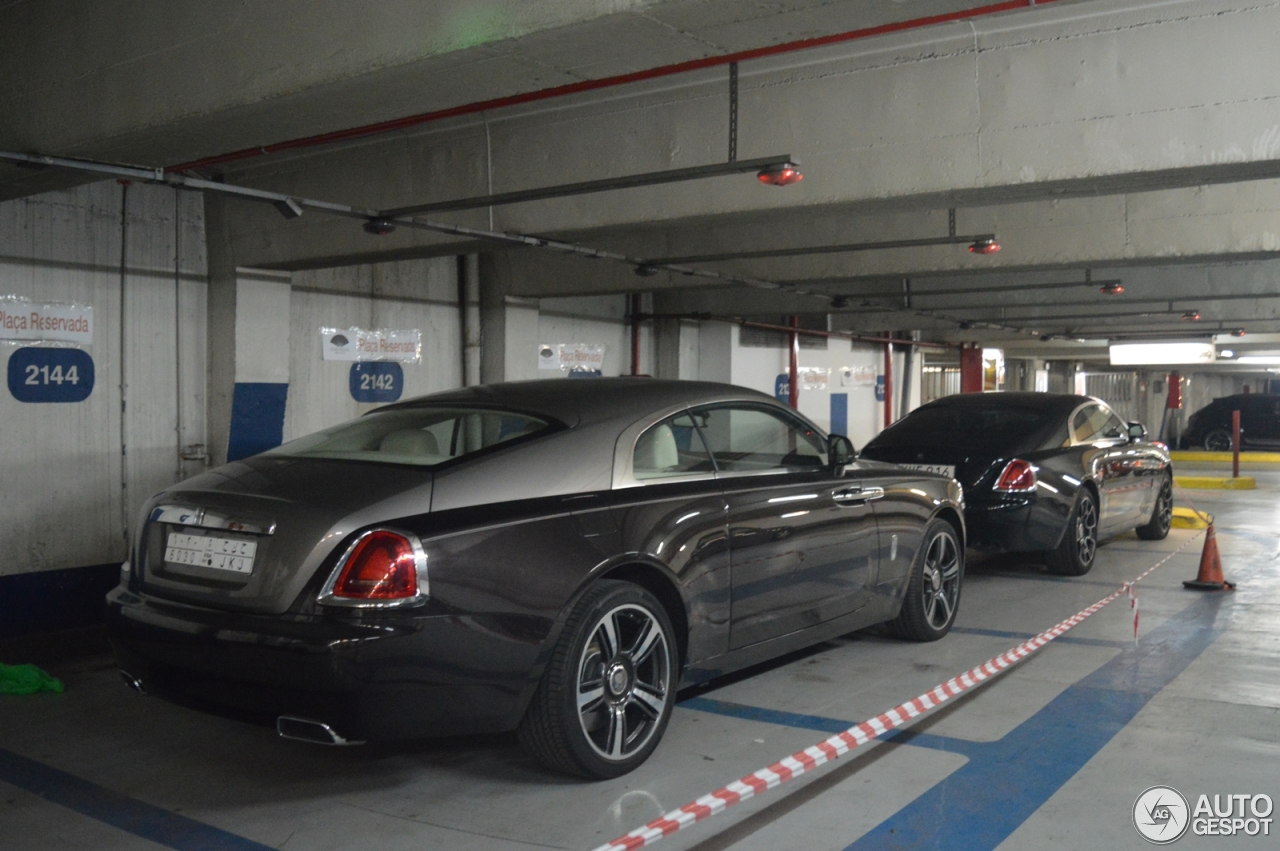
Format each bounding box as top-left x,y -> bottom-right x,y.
832,486 -> 883,505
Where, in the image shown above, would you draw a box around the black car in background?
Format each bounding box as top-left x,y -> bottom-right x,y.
1183,393 -> 1280,451
860,393 -> 1173,576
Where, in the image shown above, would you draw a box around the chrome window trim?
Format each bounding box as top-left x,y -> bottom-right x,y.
1067,399 -> 1127,447
713,467 -> 813,481
316,527 -> 429,609
150,504 -> 276,536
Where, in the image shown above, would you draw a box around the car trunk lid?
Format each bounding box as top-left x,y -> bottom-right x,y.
136,456 -> 432,615
857,445 -> 1001,490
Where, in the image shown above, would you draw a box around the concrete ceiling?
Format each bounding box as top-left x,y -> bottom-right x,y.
5,0 -> 1280,345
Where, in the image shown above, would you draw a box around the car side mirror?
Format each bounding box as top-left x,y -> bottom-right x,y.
829,434 -> 856,468
1127,422 -> 1147,442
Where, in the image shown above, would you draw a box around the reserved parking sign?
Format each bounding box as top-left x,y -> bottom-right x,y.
7,347 -> 94,403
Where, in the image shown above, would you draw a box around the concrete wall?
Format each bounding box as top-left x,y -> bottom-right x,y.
718,323 -> 917,449
537,295 -> 647,378
287,258 -> 461,438
0,183 -> 207,583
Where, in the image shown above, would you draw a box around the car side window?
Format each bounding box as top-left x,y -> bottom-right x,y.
1070,404 -> 1122,443
632,413 -> 715,480
1098,410 -> 1127,440
694,405 -> 826,472
1245,397 -> 1272,416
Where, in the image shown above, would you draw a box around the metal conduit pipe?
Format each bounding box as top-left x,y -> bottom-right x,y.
458,254 -> 481,386
118,181 -> 130,546
639,313 -> 957,349
167,0 -> 1060,174
788,316 -> 800,410
883,336 -> 894,429
631,294 -> 643,376
899,331 -> 918,421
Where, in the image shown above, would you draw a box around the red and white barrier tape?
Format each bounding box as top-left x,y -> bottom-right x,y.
592,531 -> 1206,851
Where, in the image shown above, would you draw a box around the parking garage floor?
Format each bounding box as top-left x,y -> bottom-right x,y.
4,471 -> 1278,851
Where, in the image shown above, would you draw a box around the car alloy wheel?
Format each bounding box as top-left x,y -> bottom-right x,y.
1075,495 -> 1098,564
1204,430 -> 1232,452
1048,489 -> 1098,576
889,519 -> 963,641
518,580 -> 676,778
576,603 -> 671,761
920,532 -> 961,630
1137,474 -> 1173,540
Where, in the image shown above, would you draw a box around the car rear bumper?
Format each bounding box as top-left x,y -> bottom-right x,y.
963,493 -> 1068,552
105,586 -> 548,742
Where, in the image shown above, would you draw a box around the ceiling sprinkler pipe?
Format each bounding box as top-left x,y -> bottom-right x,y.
639,313 -> 958,349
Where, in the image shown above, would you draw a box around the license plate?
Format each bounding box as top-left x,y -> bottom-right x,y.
899,463 -> 956,478
165,532 -> 257,574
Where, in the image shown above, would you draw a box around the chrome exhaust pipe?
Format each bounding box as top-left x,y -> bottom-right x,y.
276,715 -> 363,746
119,670 -> 146,695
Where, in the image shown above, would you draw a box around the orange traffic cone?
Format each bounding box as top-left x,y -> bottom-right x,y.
1183,522 -> 1236,591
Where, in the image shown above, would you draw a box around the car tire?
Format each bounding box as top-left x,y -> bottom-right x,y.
1135,473 -> 1173,541
887,519 -> 963,642
1204,430 -> 1232,452
1046,488 -> 1098,576
518,580 -> 676,779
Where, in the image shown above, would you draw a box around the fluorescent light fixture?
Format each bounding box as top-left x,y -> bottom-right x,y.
1109,342 -> 1216,365
1236,356 -> 1280,365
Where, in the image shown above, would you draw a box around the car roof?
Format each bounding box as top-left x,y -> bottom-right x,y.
380,378 -> 779,426
922,391 -> 1092,415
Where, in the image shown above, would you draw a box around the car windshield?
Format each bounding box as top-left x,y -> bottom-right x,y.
873,404 -> 1051,452
267,407 -> 553,467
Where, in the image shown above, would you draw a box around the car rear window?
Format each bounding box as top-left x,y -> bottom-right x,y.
871,405 -> 1051,453
267,407 -> 553,467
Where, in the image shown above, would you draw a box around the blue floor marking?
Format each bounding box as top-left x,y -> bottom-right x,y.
0,748 -> 275,851
679,696 -> 973,755
845,590 -> 1230,851
951,625 -> 1133,648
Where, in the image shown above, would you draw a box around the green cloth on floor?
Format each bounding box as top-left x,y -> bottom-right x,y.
0,663 -> 64,694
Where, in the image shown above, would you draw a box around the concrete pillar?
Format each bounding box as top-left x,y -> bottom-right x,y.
478,252 -> 540,384
960,345 -> 984,394
650,292 -> 681,380
653,318 -> 681,380
204,193 -> 291,465
459,254 -> 481,386
697,321 -> 732,384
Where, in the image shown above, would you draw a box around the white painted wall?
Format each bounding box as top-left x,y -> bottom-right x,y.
537,294 -> 650,378
286,258 -> 461,439
0,183 -> 207,576
711,323 -> 918,449
234,273 -> 291,384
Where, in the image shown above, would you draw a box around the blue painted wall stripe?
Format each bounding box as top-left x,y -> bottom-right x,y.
830,393 -> 848,439
0,563 -> 119,639
0,748 -> 276,851
226,382 -> 288,462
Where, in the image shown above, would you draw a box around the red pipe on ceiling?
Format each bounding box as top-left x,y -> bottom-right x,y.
170,0 -> 1058,173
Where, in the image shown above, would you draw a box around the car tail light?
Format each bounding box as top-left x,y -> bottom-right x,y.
320,529 -> 427,607
994,459 -> 1037,492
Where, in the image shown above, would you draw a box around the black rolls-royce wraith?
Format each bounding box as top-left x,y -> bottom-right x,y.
860,392 -> 1173,576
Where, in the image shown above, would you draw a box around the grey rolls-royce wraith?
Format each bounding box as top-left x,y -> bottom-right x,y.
106,378 -> 965,778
